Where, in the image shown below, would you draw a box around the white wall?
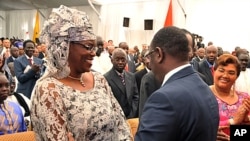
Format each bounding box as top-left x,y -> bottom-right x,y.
98,0 -> 250,52
1,0 -> 250,53
185,0 -> 250,52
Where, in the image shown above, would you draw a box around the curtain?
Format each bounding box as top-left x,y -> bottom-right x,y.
0,11 -> 6,38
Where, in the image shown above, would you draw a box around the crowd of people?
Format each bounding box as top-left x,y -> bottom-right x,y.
0,5 -> 250,141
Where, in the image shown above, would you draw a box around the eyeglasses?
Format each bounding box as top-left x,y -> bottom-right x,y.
144,49 -> 156,59
71,42 -> 98,52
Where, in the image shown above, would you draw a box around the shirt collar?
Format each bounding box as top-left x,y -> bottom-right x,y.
205,59 -> 214,68
25,54 -> 33,60
161,64 -> 190,86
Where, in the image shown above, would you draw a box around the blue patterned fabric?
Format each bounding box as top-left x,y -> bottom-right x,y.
0,101 -> 27,135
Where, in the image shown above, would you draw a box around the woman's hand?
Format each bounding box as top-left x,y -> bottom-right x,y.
67,132 -> 74,141
233,103 -> 249,125
217,126 -> 230,141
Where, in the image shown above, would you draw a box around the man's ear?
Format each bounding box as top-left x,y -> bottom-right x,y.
155,47 -> 165,63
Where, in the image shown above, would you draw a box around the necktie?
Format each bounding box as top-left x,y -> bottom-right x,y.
28,59 -> 32,65
119,73 -> 125,85
211,66 -> 214,76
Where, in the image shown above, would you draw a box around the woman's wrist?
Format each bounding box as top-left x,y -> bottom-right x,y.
229,118 -> 235,125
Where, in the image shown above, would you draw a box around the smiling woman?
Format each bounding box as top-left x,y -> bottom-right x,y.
209,54 -> 250,140
30,5 -> 132,141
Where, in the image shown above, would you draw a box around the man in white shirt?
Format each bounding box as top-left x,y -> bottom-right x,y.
235,52 -> 250,95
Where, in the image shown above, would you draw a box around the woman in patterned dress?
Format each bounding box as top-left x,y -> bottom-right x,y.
30,5 -> 132,141
209,54 -> 250,141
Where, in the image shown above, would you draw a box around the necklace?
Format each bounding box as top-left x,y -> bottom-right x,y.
67,74 -> 85,87
211,85 -> 235,98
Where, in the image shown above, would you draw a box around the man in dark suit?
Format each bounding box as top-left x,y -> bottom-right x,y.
138,71 -> 160,117
38,43 -> 46,59
191,47 -> 205,70
197,45 -> 218,85
134,50 -> 150,92
14,40 -> 43,98
104,48 -> 139,119
6,47 -> 19,64
135,26 -> 219,141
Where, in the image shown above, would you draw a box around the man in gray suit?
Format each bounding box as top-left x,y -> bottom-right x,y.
14,40 -> 43,98
104,48 -> 139,118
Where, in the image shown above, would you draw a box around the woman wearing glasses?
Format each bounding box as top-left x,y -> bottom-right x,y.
30,5 -> 131,141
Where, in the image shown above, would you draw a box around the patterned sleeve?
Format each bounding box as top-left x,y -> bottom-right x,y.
219,91 -> 250,126
31,80 -> 69,141
103,77 -> 133,141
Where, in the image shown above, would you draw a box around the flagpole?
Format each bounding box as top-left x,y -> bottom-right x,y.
177,0 -> 187,27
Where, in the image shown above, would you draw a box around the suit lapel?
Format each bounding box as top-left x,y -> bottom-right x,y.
124,72 -> 132,99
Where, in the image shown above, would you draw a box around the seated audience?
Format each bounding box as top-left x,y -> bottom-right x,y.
209,54 -> 250,139
0,73 -> 27,135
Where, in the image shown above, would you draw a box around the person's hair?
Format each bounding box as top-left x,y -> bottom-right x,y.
214,54 -> 241,77
111,48 -> 127,59
23,39 -> 35,48
95,36 -> 104,57
236,48 -> 249,57
181,28 -> 195,49
150,26 -> 189,61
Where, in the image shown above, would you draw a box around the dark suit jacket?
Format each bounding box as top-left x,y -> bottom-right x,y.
134,68 -> 148,91
14,55 -> 43,98
6,56 -> 15,65
135,66 -> 219,141
127,60 -> 136,73
198,59 -> 213,85
38,52 -> 45,59
138,71 -> 160,117
127,54 -> 136,73
104,67 -> 139,118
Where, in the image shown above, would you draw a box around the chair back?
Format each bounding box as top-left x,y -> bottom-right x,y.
127,118 -> 139,138
0,131 -> 36,141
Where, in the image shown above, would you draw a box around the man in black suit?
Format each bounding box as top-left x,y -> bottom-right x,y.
104,48 -> 139,118
197,45 -> 218,85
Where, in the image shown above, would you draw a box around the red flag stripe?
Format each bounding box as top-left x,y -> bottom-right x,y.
164,0 -> 173,27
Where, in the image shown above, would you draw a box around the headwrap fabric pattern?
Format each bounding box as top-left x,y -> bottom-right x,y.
39,5 -> 96,79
